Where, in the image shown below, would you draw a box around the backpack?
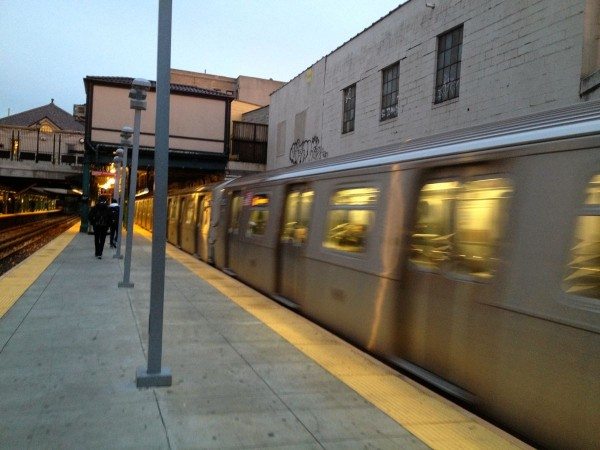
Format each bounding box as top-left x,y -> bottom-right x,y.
92,204 -> 110,227
109,205 -> 119,225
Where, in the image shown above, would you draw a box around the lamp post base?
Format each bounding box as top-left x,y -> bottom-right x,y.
118,281 -> 134,288
136,366 -> 172,388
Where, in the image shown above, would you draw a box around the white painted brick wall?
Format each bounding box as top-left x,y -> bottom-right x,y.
268,0 -> 589,170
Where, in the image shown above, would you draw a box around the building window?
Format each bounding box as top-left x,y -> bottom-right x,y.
435,26 -> 463,104
11,138 -> 19,156
294,110 -> 306,142
563,174 -> 600,299
342,84 -> 356,133
276,121 -> 286,157
380,63 -> 399,121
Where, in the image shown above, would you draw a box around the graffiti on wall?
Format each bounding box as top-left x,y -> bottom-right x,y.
289,136 -> 328,165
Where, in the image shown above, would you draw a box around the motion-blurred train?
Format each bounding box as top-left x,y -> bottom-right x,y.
136,101 -> 600,449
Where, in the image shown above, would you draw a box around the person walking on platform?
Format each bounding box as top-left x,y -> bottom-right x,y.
108,199 -> 120,248
88,196 -> 112,259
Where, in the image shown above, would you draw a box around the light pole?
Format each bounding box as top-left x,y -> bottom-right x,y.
119,78 -> 151,288
114,127 -> 133,259
136,0 -> 172,388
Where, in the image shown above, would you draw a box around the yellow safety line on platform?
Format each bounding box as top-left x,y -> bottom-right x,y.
0,224 -> 79,318
135,226 -> 529,450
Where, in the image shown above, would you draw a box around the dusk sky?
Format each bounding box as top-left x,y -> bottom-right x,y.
1,1 -> 405,117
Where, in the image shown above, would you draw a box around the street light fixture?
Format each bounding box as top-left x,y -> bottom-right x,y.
114,128 -> 132,259
119,78 -> 150,288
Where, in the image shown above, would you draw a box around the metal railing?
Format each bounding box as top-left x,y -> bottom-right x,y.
0,125 -> 85,166
231,121 -> 268,164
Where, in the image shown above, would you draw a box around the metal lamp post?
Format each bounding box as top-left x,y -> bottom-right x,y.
119,78 -> 151,288
114,127 -> 133,259
136,0 -> 172,388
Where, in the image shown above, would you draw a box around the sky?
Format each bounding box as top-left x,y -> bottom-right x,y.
1,0 -> 405,117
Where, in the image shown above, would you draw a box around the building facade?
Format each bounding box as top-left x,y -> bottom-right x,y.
84,76 -> 232,172
0,100 -> 85,164
171,70 -> 284,174
170,69 -> 284,107
268,0 -> 599,169
0,101 -> 85,213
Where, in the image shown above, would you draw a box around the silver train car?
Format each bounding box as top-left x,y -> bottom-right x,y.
138,102 -> 600,449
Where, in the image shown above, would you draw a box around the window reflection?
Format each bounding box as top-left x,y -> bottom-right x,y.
564,174 -> 600,299
323,187 -> 379,253
410,177 -> 512,280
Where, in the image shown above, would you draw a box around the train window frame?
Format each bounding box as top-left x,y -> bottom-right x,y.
409,174 -> 513,283
322,185 -> 380,255
245,193 -> 270,238
280,185 -> 314,246
562,173 -> 600,301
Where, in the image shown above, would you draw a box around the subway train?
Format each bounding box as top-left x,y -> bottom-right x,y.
136,101 -> 600,449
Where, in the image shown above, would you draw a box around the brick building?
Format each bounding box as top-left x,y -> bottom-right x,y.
268,0 -> 599,169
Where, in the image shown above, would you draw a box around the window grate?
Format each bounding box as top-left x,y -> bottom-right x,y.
380,63 -> 399,121
342,84 -> 356,133
435,26 -> 463,104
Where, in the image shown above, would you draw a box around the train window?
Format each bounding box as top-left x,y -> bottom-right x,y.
281,189 -> 314,244
563,174 -> 600,299
246,194 -> 270,237
169,199 -> 178,220
184,197 -> 196,224
228,193 -> 242,234
410,181 -> 459,270
410,177 -> 512,280
323,187 -> 379,253
200,198 -> 211,236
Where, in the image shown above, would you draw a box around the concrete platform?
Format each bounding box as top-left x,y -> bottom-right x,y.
0,225 -> 529,449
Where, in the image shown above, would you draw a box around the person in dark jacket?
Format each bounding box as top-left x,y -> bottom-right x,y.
108,199 -> 120,248
88,196 -> 112,259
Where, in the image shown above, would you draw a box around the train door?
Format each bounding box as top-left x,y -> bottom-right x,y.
180,194 -> 198,254
197,195 -> 212,261
225,191 -> 243,272
147,199 -> 154,231
277,185 -> 314,305
402,165 -> 513,379
167,197 -> 181,245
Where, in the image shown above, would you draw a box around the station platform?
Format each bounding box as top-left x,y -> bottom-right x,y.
0,225 -> 529,449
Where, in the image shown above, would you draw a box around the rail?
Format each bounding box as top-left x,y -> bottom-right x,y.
0,214 -> 79,275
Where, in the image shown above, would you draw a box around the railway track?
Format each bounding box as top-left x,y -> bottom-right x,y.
0,214 -> 79,276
